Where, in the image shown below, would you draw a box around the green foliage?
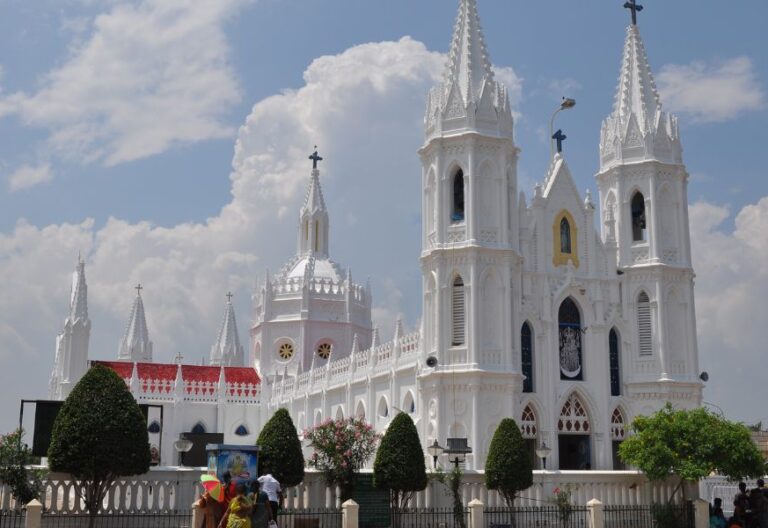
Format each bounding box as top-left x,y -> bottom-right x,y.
305,417 -> 380,501
619,403 -> 765,501
431,465 -> 466,528
257,408 -> 305,487
548,486 -> 576,524
0,429 -> 43,505
485,418 -> 533,506
650,503 -> 688,528
48,364 -> 151,520
373,412 -> 427,509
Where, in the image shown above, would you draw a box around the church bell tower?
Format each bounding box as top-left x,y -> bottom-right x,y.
419,0 -> 523,469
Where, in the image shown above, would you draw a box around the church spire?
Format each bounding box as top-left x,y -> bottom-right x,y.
599,22 -> 681,170
69,254 -> 88,321
50,255 -> 92,400
210,292 -> 245,366
298,148 -> 330,257
118,284 -> 153,362
424,0 -> 514,142
444,0 -> 494,106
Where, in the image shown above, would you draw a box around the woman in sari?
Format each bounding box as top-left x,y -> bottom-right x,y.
219,483 -> 253,528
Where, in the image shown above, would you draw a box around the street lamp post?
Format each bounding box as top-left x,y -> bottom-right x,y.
427,439 -> 445,469
173,435 -> 194,467
550,98 -> 576,158
444,438 -> 472,469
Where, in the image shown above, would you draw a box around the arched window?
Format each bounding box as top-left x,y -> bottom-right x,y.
402,392 -> 415,414
560,217 -> 572,254
355,401 -> 366,420
637,292 -> 652,356
452,276 -> 466,346
147,421 -> 161,434
521,322 -> 534,393
378,397 -> 389,419
521,404 -> 539,469
611,408 -> 627,470
452,170 -> 465,222
631,192 -> 646,242
558,298 -> 583,381
609,328 -> 621,396
235,425 -> 249,437
191,422 -> 206,434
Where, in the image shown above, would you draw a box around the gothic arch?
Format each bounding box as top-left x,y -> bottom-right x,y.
377,396 -> 389,419
521,321 -> 535,393
191,421 -> 207,434
629,190 -> 647,242
520,402 -> 539,439
558,297 -> 584,381
552,209 -> 580,267
451,274 -> 466,347
447,163 -> 466,224
402,391 -> 415,414
335,406 -> 344,421
355,400 -> 366,420
556,388 -> 600,432
636,289 -> 653,357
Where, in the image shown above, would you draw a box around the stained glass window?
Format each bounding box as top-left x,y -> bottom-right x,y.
559,298 -> 583,380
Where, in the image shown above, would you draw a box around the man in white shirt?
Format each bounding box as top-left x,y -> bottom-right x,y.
258,473 -> 282,519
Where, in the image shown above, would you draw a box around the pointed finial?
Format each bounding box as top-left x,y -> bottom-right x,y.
624,0 -> 644,26
135,283 -> 143,296
309,146 -> 323,169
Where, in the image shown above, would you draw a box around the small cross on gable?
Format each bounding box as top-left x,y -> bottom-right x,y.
624,0 -> 644,26
552,129 -> 567,153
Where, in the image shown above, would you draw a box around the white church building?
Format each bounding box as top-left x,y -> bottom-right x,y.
49,0 -> 703,471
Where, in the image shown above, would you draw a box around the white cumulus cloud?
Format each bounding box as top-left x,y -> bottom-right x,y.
657,57 -> 765,123
7,164 -> 54,191
0,0 -> 247,167
690,197 -> 768,424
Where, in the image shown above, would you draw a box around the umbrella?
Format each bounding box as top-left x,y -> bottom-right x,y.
200,474 -> 224,502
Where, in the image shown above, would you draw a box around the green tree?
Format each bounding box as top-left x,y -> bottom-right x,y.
0,429 -> 43,505
373,412 -> 427,510
619,403 -> 766,502
485,418 -> 533,506
257,408 -> 305,487
48,364 -> 151,527
305,417 -> 380,501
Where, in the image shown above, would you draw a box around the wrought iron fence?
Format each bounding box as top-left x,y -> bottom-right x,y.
486,506 -> 588,528
278,508 -> 343,528
0,510 -> 26,528
40,511 -> 193,527
360,507 -> 471,528
604,503 -> 694,528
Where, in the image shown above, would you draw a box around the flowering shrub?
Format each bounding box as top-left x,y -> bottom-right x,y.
549,486 -> 576,523
304,417 -> 380,500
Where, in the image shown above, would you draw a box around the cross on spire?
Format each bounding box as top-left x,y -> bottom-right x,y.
309,147 -> 323,170
552,129 -> 567,153
226,291 -> 233,302
624,0 -> 643,26
135,283 -> 143,296
174,351 -> 184,364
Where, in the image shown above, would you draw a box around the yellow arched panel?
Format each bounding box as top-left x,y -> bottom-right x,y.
552,209 -> 579,268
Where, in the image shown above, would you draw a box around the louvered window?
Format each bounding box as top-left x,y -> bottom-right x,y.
452,276 -> 465,346
637,292 -> 653,356
609,328 -> 621,396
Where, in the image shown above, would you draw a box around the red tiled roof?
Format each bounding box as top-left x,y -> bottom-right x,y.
93,360 -> 260,385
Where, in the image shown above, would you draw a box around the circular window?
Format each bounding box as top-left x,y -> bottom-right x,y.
278,343 -> 294,360
317,343 -> 332,359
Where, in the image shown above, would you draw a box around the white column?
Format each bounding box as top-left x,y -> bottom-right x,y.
468,499 -> 484,528
587,498 -> 604,528
342,500 -> 359,528
25,500 -> 43,528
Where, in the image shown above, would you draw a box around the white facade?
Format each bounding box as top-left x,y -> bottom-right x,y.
49,0 -> 702,471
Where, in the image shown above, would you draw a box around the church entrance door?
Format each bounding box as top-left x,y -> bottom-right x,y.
558,434 -> 590,469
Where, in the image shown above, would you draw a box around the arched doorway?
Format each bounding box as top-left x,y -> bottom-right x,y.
557,393 -> 591,469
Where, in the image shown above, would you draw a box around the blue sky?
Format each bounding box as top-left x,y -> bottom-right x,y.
0,0 -> 766,433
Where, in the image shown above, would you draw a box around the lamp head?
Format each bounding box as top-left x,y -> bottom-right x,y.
561,97 -> 576,110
